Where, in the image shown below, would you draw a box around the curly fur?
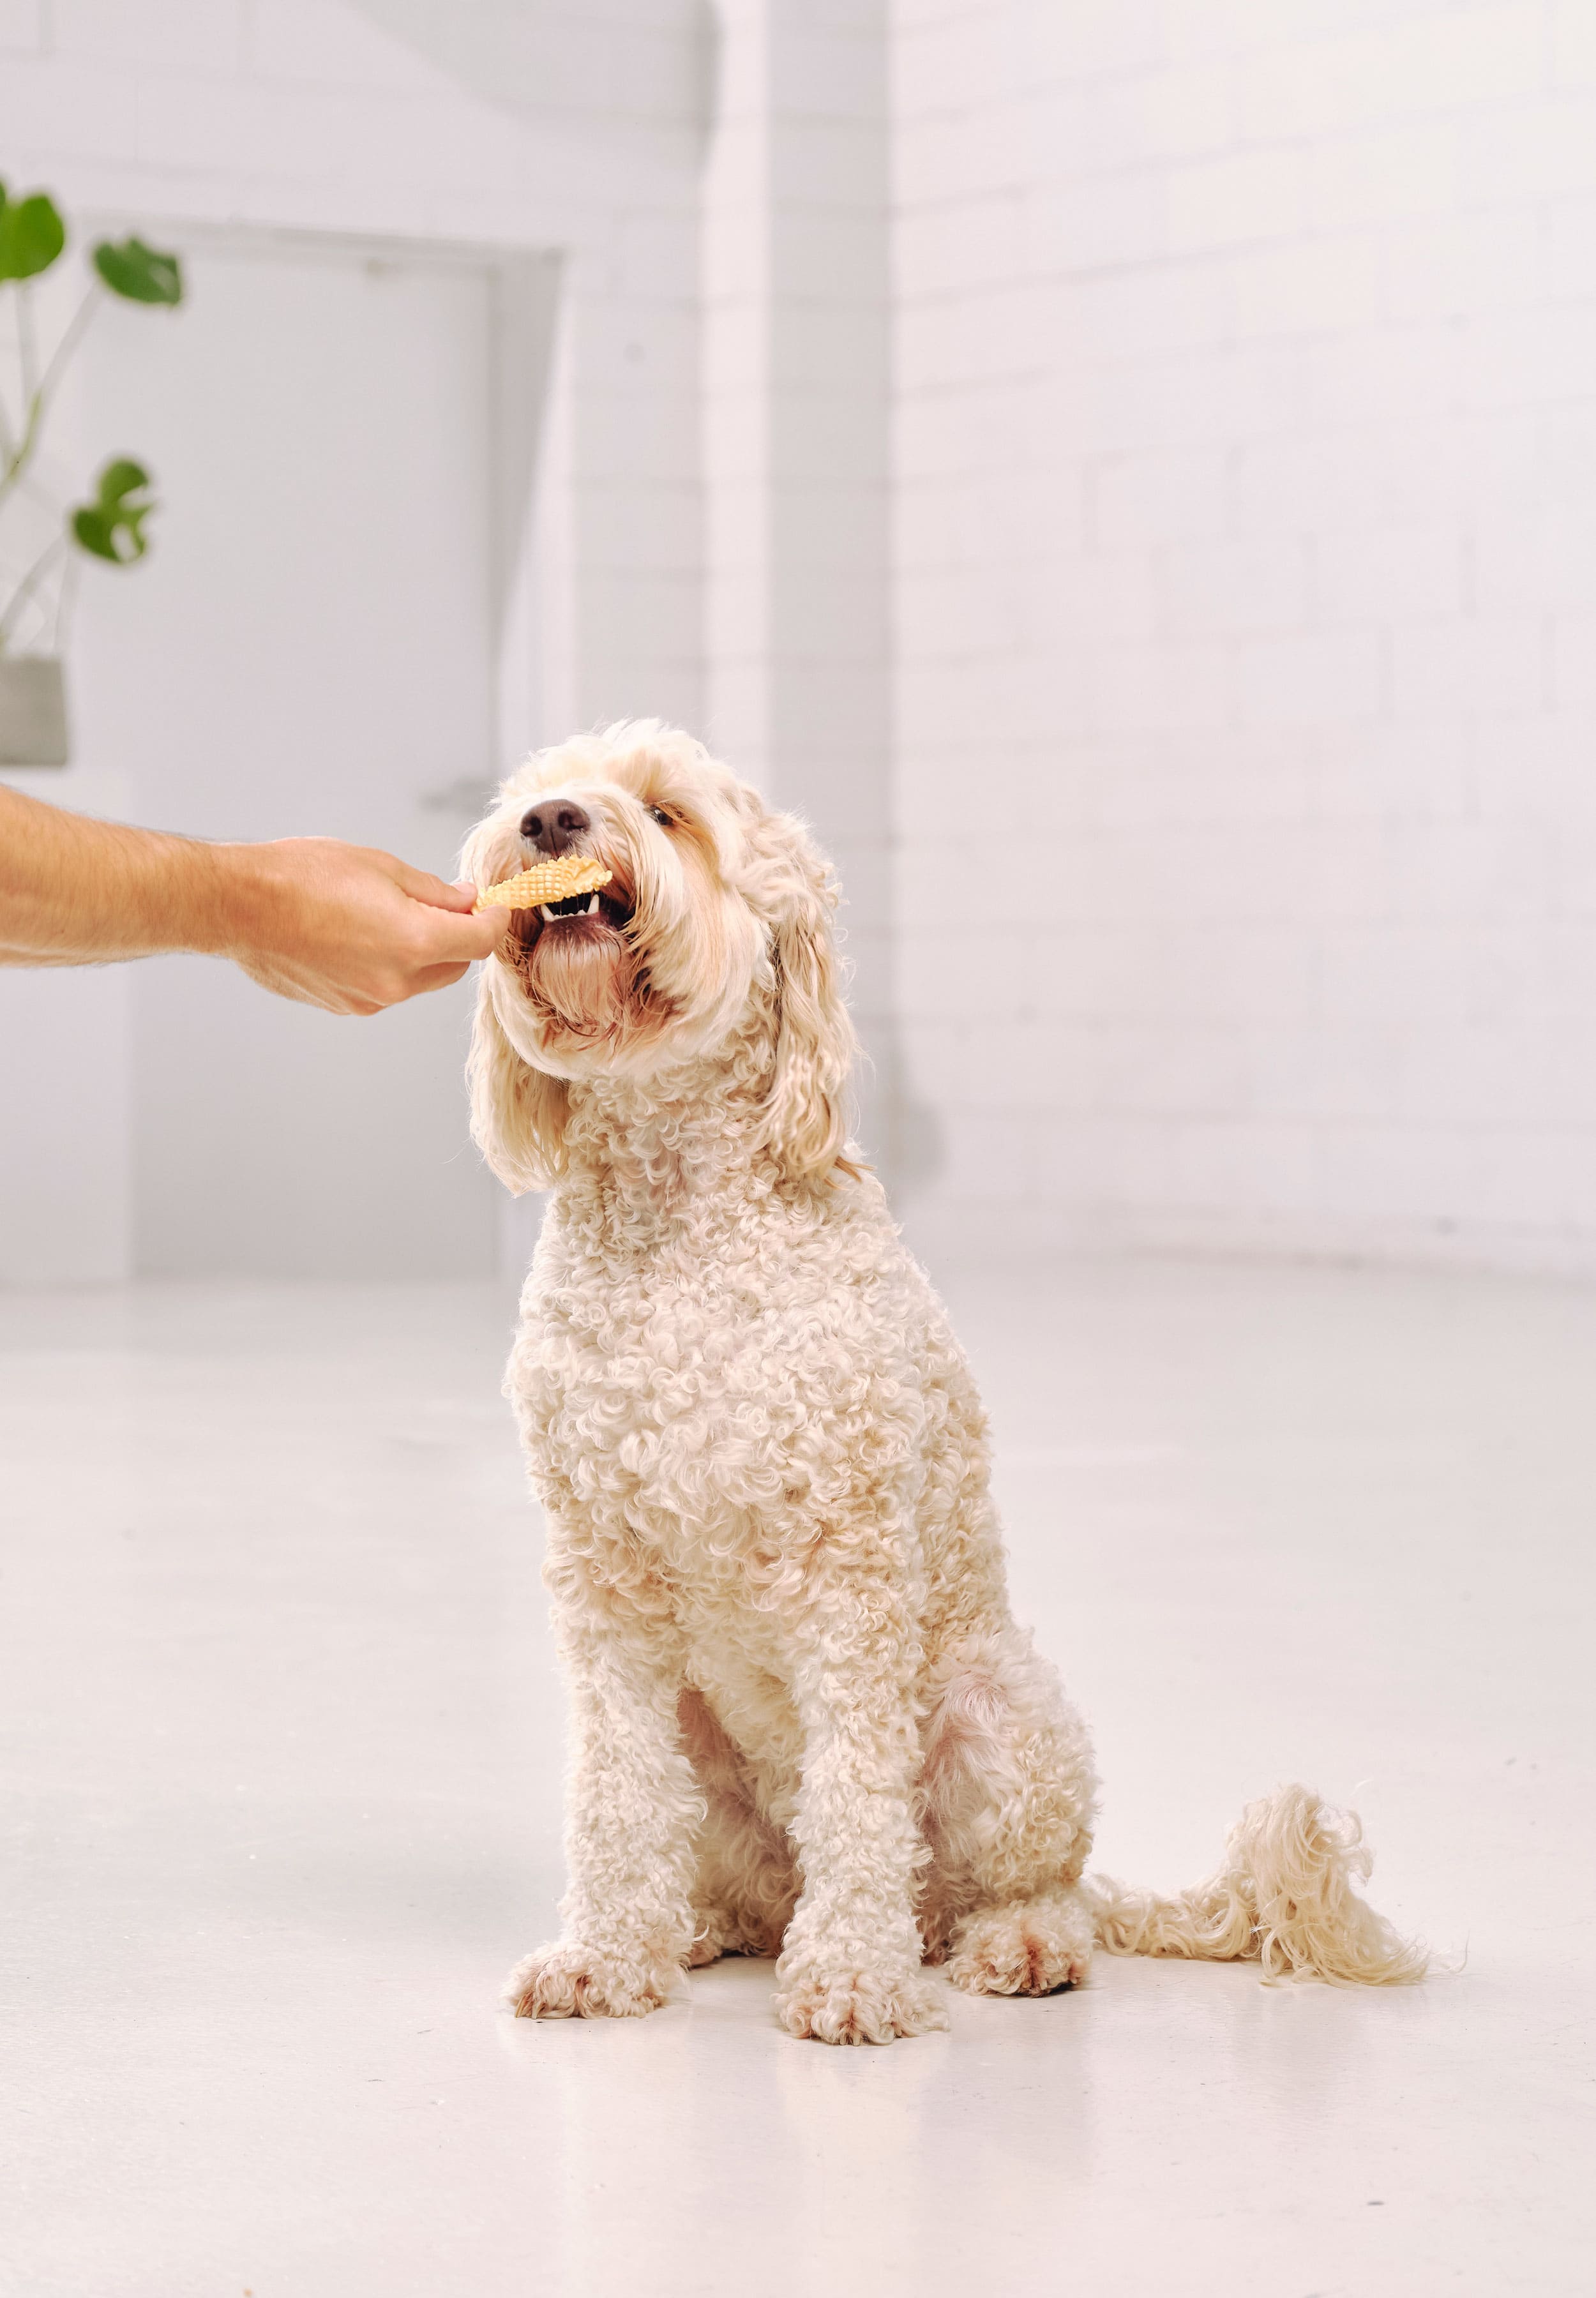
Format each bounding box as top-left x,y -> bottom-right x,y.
472,721 -> 1426,2045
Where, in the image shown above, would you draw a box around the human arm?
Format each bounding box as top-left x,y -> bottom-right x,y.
0,786 -> 508,1015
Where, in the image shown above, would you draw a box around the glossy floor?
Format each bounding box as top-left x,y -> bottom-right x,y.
1,1259 -> 1590,2297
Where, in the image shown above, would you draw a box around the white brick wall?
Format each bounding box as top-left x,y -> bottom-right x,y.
13,0 -> 1596,1276
891,0 -> 1596,1269
702,2 -> 900,1162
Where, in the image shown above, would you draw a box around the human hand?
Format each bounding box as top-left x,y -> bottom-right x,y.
216,837 -> 510,1015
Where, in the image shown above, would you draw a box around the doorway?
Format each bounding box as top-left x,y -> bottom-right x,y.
33,232 -> 550,1280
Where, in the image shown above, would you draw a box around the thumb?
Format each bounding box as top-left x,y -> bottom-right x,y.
451,904 -> 513,956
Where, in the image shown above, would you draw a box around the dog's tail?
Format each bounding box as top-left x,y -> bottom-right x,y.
1081,1782 -> 1427,1985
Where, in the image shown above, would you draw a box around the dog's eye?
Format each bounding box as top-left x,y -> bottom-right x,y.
647,804 -> 674,829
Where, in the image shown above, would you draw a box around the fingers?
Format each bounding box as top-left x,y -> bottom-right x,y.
354,911 -> 505,1009
360,908 -> 506,1010
392,861 -> 479,914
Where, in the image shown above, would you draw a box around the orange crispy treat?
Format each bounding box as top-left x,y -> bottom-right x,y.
474,854 -> 614,912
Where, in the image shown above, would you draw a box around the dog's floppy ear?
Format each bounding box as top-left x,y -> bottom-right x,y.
755,811 -> 860,1183
467,968 -> 571,1194
460,802 -> 569,1194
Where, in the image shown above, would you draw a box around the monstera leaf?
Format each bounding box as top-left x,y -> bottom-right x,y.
92,236 -> 183,306
70,460 -> 158,564
0,184 -> 66,280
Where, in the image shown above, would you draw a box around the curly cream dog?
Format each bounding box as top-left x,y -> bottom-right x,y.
463,721 -> 1424,2046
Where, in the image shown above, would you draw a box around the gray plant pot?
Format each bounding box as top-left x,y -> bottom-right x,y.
0,656 -> 70,767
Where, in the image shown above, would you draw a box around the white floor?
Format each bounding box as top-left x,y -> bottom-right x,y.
1,1257 -> 1591,2297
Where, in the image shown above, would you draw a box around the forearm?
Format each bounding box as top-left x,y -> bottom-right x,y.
0,785 -> 508,1012
0,787 -> 246,964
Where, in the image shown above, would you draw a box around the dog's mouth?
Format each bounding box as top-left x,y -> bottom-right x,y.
506,867 -> 635,973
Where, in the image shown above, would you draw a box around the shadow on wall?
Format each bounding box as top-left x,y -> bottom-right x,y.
860,1033 -> 946,1208
836,883 -> 944,1207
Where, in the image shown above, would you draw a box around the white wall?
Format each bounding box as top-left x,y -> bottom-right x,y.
701,1 -> 905,1165
13,0 -> 1596,1285
892,0 -> 1596,1271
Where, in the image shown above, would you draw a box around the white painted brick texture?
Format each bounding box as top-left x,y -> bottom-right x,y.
892,0 -> 1596,1269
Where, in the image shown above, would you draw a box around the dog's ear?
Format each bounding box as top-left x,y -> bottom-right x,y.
466,970 -> 570,1194
755,811 -> 860,1183
460,802 -> 569,1194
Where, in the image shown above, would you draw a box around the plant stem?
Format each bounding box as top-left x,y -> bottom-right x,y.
0,286 -> 101,517
0,292 -> 20,462
0,531 -> 66,654
35,285 -> 100,407
17,284 -> 38,406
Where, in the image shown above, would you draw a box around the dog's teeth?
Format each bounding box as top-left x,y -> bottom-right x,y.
539,905 -> 555,922
586,892 -> 599,914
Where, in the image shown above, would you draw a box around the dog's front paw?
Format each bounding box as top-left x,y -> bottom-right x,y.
774,1960 -> 950,2045
501,1940 -> 675,2021
945,1893 -> 1094,1997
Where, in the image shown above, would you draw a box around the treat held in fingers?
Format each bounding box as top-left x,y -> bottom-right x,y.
474,854 -> 614,915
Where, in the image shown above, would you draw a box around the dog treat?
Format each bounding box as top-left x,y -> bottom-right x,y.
474,855 -> 613,912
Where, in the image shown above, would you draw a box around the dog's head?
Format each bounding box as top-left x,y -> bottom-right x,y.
461,720 -> 858,1192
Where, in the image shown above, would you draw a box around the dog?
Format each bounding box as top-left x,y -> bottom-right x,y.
462,720 -> 1425,2045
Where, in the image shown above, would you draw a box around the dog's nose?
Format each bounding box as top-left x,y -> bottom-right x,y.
518,800 -> 591,857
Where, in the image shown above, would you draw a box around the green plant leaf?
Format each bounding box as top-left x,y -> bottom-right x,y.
92,236 -> 183,306
0,187 -> 67,281
70,457 -> 158,565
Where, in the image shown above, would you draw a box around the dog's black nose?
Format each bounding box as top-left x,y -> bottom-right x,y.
519,801 -> 591,857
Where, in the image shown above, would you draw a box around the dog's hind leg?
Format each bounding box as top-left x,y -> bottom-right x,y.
920,1625 -> 1101,1997
943,1887 -> 1097,1997
677,1686 -> 797,1965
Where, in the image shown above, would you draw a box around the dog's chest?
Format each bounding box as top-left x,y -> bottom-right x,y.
506,1232 -> 933,1559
